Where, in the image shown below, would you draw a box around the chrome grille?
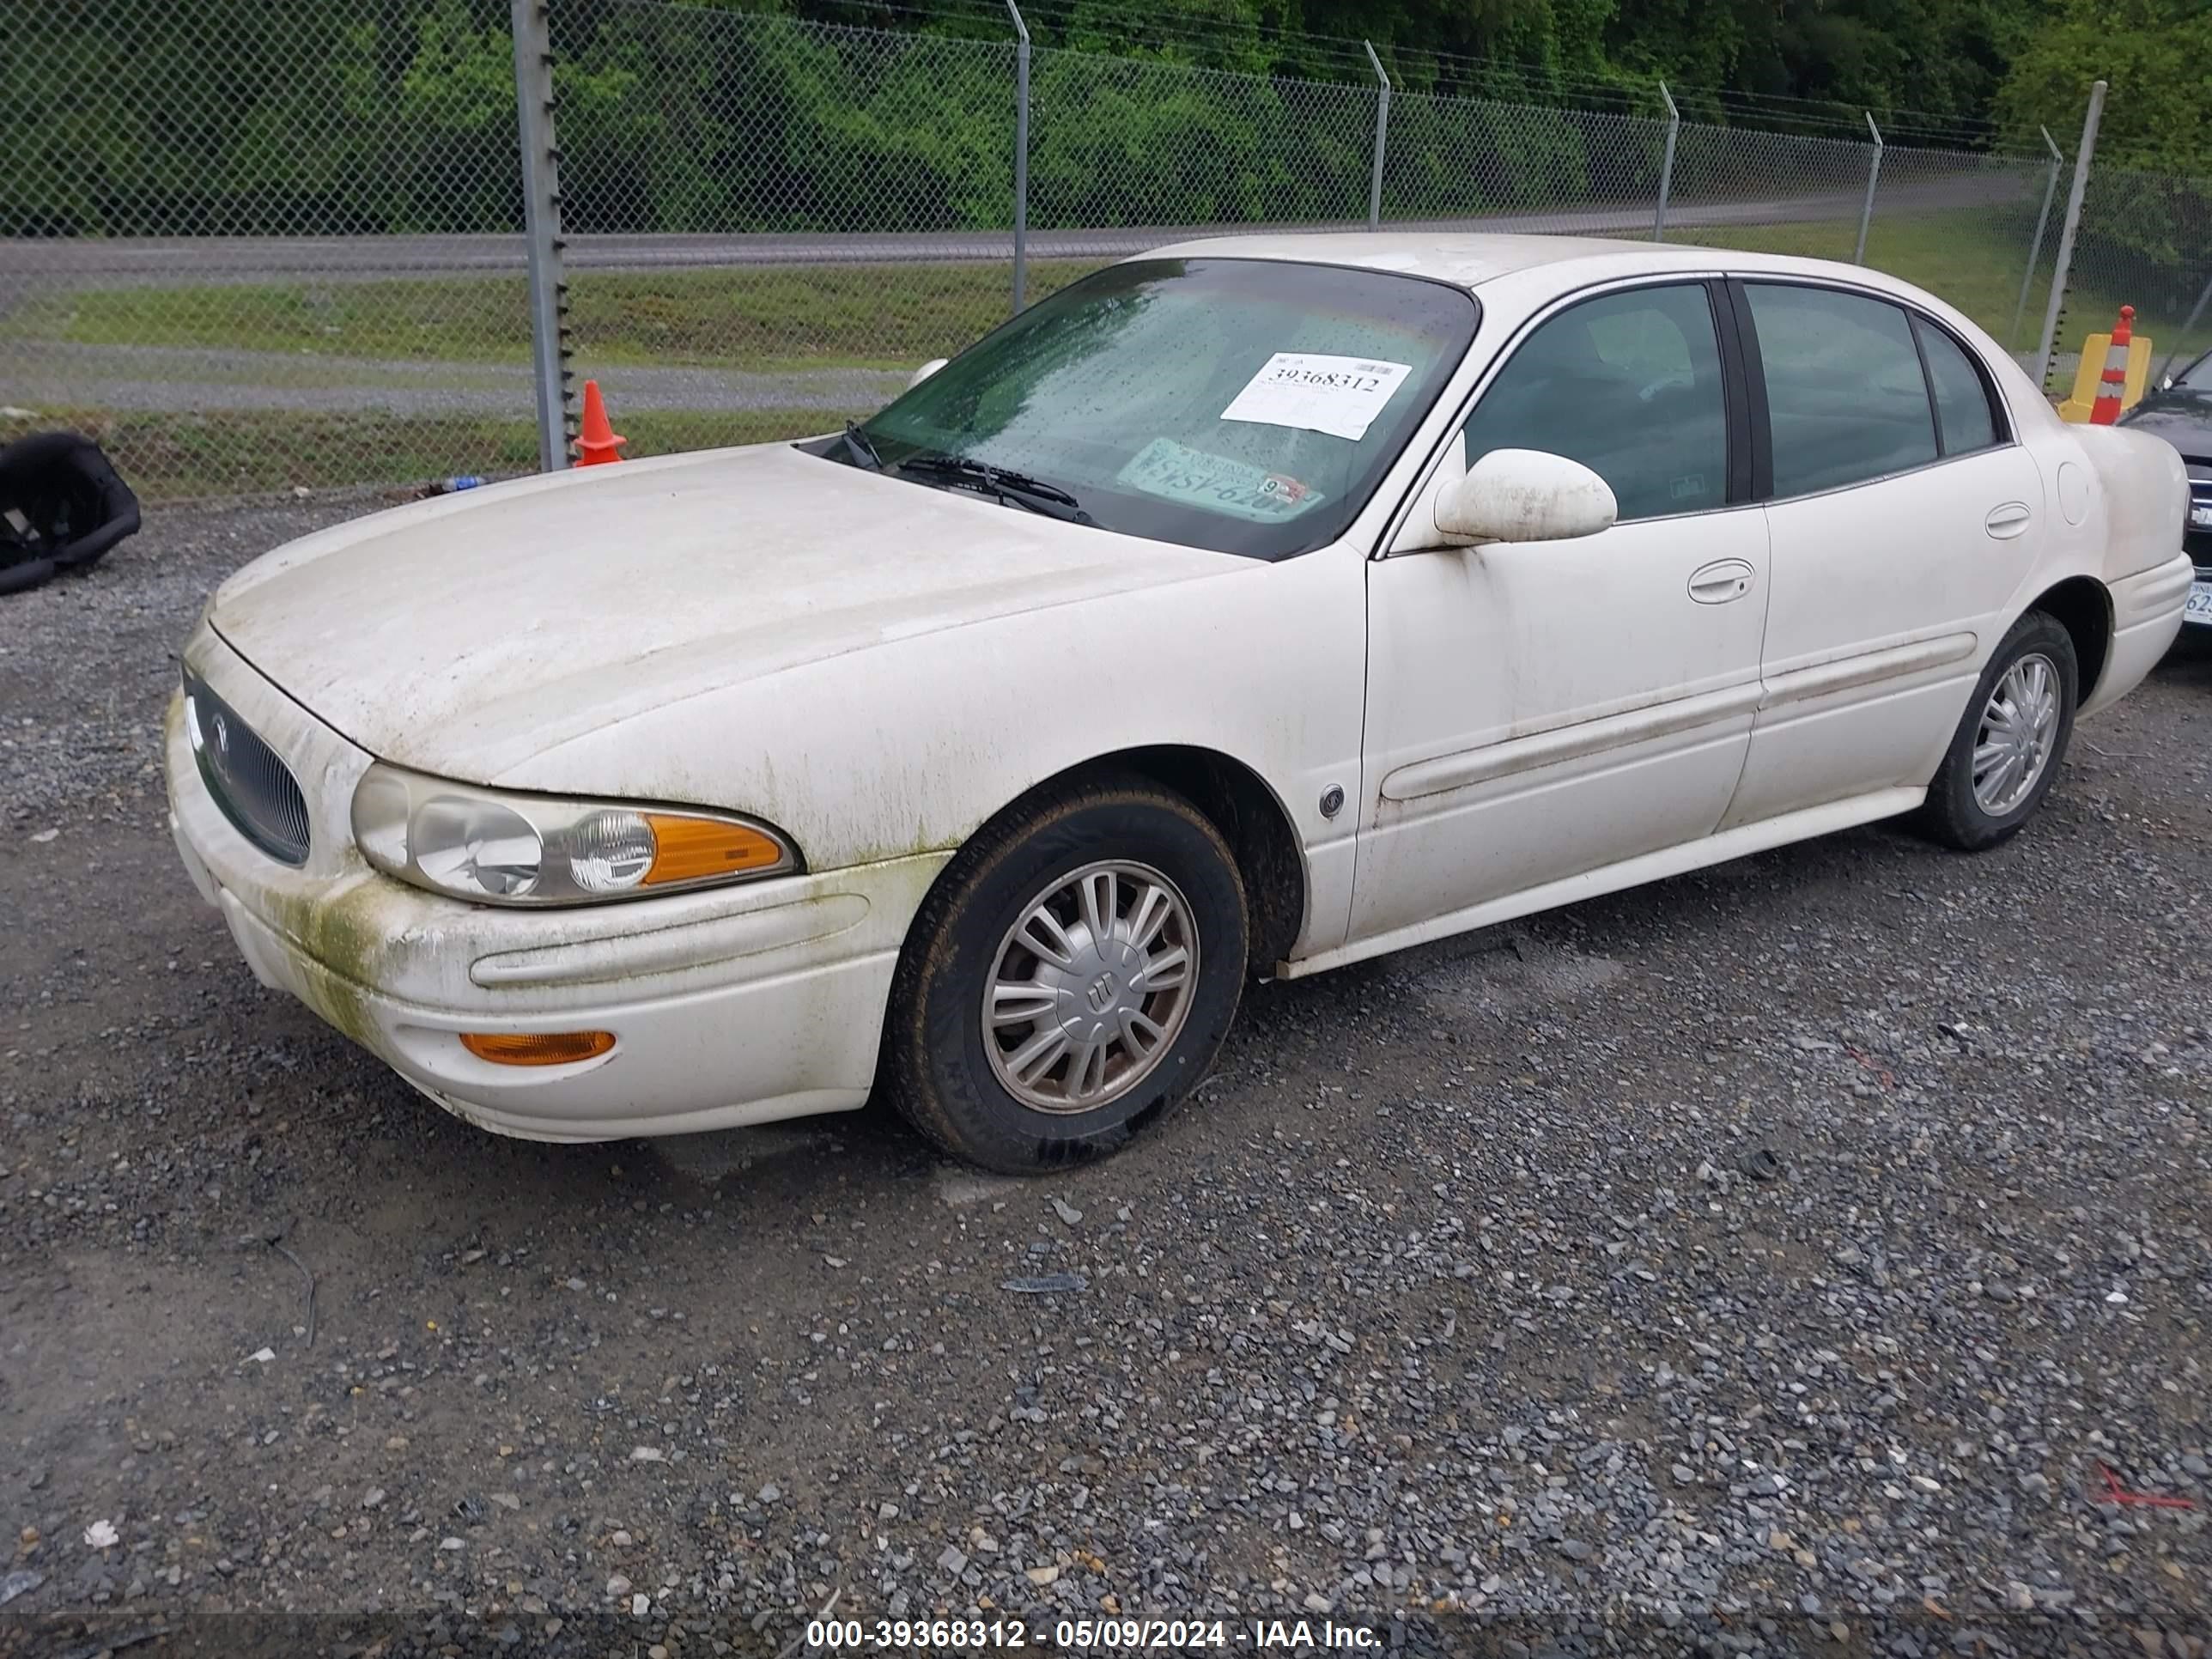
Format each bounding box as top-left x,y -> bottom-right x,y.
183,669 -> 310,866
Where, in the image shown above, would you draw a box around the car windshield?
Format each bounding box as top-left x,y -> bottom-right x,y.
2175,350 -> 2212,390
825,257 -> 1480,560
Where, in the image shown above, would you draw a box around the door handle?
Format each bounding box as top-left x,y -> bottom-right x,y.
1984,501 -> 2033,540
1687,558 -> 1755,604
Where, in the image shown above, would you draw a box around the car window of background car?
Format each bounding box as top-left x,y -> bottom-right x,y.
1747,283 -> 1938,497
1913,317 -> 2000,456
1458,282 -> 1728,522
857,258 -> 1479,560
2174,350 -> 2212,390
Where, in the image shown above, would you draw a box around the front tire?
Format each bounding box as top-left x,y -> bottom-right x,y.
884,774 -> 1248,1173
1916,610 -> 2078,851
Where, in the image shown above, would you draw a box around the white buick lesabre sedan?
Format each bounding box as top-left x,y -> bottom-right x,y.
167,234 -> 2193,1171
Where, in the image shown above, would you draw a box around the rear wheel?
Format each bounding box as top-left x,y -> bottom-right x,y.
884,774 -> 1248,1173
1916,611 -> 2078,851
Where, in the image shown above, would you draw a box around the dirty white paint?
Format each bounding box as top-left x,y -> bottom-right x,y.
1431,447 -> 1616,544
1344,246 -> 2187,946
168,233 -> 2192,1144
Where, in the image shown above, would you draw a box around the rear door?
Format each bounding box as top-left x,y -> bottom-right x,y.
1720,279 -> 2045,829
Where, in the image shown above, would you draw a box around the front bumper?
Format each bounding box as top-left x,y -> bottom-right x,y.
165,628 -> 949,1141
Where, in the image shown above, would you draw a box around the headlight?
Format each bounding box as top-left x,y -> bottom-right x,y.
350,763 -> 799,906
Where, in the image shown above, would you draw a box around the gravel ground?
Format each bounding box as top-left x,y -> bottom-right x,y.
3,501 -> 2209,1658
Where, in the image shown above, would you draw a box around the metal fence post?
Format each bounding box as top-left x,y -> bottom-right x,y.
1853,112 -> 1883,265
1651,81 -> 1679,241
510,0 -> 572,472
1007,0 -> 1030,313
2034,79 -> 2106,392
2009,125 -> 2064,349
1364,41 -> 1389,230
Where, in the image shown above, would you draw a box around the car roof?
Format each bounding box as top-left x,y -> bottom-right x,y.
1143,230 -> 1917,299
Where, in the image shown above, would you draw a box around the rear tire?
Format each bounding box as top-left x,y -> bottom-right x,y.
884,774 -> 1248,1174
1915,610 -> 2078,851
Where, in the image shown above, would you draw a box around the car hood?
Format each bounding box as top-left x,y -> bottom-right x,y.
2118,391 -> 2212,460
210,443 -> 1234,781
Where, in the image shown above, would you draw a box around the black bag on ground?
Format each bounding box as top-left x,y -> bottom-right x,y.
0,431 -> 142,597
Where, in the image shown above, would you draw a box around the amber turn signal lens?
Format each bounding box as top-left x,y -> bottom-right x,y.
642,814 -> 787,886
459,1030 -> 616,1066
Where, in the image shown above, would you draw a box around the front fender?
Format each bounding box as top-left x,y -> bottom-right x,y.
489,541 -> 1370,957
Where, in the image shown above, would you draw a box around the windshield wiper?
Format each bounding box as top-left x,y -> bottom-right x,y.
894,453 -> 1091,523
835,420 -> 883,471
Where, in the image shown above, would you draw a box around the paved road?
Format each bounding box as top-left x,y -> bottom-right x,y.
0,178 -> 2019,285
0,175 -> 2036,434
1,498 -> 2205,1657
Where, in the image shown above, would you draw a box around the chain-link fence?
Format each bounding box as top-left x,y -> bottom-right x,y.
1862,141 -> 2059,352
0,0 -> 537,500
3,0 -> 2204,500
543,3 -> 1018,463
1666,125 -> 1873,266
1379,91 -> 1671,230
2052,161 -> 2212,391
1030,52 -> 1378,246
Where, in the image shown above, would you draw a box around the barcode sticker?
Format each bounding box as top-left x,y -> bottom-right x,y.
1219,352 -> 1414,441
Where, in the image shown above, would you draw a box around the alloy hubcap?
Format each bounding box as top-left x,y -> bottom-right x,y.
1972,652 -> 2060,816
983,860 -> 1198,1114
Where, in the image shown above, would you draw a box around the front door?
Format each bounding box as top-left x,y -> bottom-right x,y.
1351,279 -> 1771,946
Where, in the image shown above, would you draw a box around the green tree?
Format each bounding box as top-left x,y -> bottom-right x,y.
1996,0 -> 2212,168
1997,0 -> 2212,319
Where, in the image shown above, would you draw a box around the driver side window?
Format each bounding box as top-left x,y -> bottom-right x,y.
1461,283 -> 1729,523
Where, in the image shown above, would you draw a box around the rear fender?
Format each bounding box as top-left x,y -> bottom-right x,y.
2072,423 -> 2188,581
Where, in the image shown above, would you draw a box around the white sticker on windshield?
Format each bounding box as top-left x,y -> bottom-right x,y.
1219,352 -> 1414,441
1115,437 -> 1328,523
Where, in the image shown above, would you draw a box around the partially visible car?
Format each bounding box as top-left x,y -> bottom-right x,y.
2118,347 -> 2212,633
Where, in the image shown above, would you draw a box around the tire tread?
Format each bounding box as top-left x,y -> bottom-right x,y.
883,770 -> 1246,1171
1914,610 -> 2079,852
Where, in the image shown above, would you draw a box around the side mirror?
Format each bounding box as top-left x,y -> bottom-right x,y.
908,357 -> 948,390
1432,447 -> 1617,544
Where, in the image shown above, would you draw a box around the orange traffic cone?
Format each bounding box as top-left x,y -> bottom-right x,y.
2088,306 -> 2133,425
575,380 -> 626,465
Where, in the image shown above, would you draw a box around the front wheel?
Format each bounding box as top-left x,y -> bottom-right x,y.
884,775 -> 1249,1173
1915,610 -> 2078,851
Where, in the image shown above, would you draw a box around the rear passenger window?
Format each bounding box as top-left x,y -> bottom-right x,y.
1915,317 -> 1999,455
1746,284 -> 1936,497
1461,283 -> 1728,522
